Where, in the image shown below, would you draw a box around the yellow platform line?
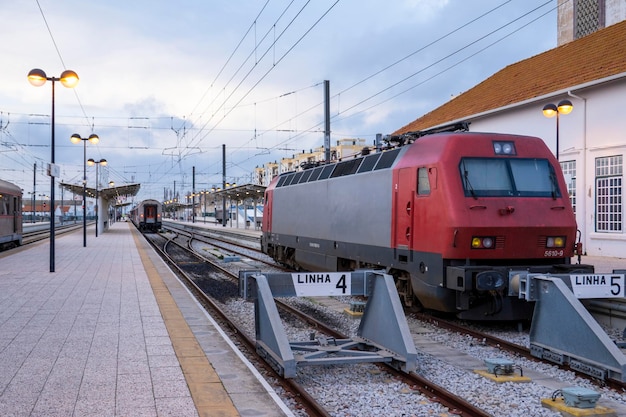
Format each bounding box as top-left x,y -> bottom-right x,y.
132,227 -> 240,417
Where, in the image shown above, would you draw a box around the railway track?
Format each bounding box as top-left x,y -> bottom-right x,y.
162,223 -> 279,270
146,227 -> 493,417
170,223 -> 626,385
143,231 -> 332,417
414,312 -> 626,392
149,223 -> 626,414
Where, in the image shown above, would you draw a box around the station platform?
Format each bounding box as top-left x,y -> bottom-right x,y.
0,222 -> 293,417
162,218 -> 262,238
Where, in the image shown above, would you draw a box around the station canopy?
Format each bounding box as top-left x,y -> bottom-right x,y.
210,183 -> 266,201
60,182 -> 140,207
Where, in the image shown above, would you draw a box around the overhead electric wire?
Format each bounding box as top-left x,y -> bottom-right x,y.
335,6 -> 557,127
149,0 -> 314,194
35,0 -> 94,132
186,0 -> 298,133
180,0 -> 272,131
335,0 -> 514,97
231,0 -> 554,161
334,0 -> 554,119
183,0 -> 341,161
184,0 -> 318,154
15,1 -> 561,197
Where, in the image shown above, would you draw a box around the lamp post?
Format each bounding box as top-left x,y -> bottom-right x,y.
70,133 -> 100,247
542,99 -> 573,161
28,68 -> 79,272
31,162 -> 37,223
108,181 -> 115,224
202,190 -> 207,223
87,158 -> 107,237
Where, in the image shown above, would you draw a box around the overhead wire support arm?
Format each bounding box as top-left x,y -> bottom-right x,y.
384,122 -> 470,149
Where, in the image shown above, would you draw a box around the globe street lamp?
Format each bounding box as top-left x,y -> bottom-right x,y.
542,99 -> 573,161
87,158 -> 107,237
28,68 -> 79,272
70,133 -> 100,247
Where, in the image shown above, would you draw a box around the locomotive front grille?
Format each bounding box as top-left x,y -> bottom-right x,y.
537,236 -> 547,248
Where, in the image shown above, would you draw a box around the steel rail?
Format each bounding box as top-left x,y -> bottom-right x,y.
144,231 -> 331,417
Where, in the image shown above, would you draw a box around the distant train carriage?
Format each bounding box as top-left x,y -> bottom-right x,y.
131,199 -> 162,232
261,128 -> 594,321
0,179 -> 23,249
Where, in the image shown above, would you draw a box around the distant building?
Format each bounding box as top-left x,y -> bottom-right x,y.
254,138 -> 369,186
22,199 -> 84,221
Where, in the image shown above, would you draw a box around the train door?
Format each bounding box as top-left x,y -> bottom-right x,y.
145,205 -> 155,224
12,195 -> 20,233
393,167 -> 416,252
262,190 -> 272,232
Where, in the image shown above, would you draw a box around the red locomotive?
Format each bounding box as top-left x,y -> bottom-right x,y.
261,126 -> 593,320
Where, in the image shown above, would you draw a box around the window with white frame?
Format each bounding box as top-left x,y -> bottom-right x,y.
595,155 -> 623,232
560,160 -> 576,213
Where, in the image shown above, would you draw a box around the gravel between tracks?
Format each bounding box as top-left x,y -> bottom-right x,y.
224,296 -> 626,417
180,229 -> 626,416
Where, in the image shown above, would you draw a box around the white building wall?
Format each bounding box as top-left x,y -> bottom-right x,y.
607,0 -> 626,26
463,76 -> 626,257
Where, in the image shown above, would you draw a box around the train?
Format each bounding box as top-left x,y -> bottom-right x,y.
0,179 -> 23,249
130,199 -> 162,232
261,127 -> 594,321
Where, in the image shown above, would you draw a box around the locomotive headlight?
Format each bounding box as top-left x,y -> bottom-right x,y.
476,271 -> 505,290
546,236 -> 566,248
471,236 -> 496,249
492,141 -> 516,155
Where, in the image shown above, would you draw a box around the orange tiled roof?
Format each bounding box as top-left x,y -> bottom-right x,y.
394,20 -> 626,134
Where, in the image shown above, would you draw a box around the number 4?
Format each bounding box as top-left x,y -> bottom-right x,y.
336,274 -> 347,294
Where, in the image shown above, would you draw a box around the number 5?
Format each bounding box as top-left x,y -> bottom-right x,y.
610,275 -> 622,296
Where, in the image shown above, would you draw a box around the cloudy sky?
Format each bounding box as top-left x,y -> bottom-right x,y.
1,0 -> 558,203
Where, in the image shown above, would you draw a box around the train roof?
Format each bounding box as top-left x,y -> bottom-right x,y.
0,179 -> 22,195
138,199 -> 162,205
272,130 -> 548,189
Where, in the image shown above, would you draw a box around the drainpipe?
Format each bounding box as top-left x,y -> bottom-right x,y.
568,90 -> 587,255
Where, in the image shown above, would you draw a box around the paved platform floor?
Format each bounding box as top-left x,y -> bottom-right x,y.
0,222 -> 292,417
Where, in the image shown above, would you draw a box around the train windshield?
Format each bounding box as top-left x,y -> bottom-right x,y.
459,158 -> 561,198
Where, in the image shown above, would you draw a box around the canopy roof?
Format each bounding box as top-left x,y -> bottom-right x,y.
60,183 -> 140,207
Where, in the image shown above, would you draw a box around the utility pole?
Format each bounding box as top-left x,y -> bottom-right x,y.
192,166 -> 196,223
324,80 -> 330,163
60,182 -> 64,225
32,162 -> 37,223
222,144 -> 227,227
